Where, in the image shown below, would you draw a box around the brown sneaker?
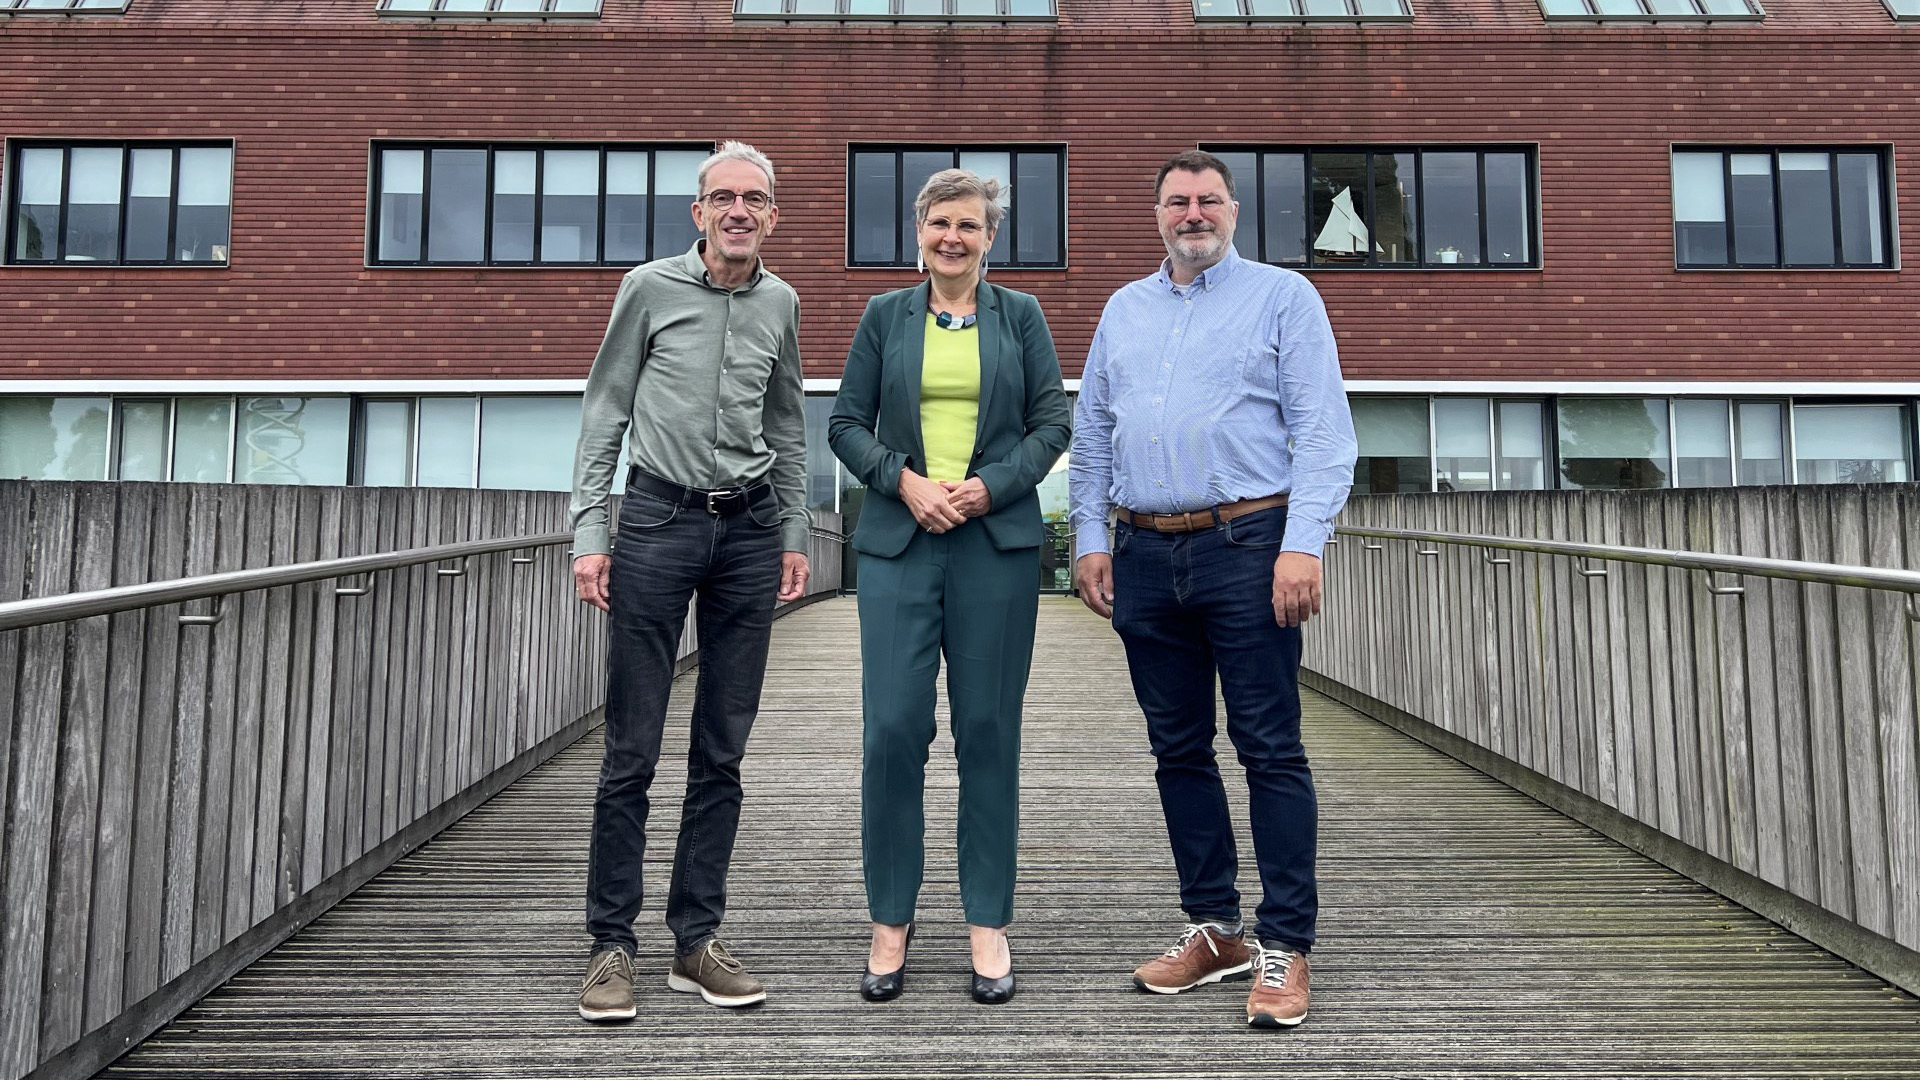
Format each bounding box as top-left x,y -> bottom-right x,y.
1132,923 -> 1253,994
667,938 -> 767,1007
1246,945 -> 1310,1028
578,948 -> 636,1022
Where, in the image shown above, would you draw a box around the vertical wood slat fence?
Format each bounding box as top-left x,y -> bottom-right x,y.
0,479 -> 842,1080
1307,484 -> 1920,995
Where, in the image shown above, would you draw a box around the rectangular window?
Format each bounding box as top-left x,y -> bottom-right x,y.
377,0 -> 602,16
172,397 -> 234,482
1193,0 -> 1412,18
1793,403 -> 1912,485
1540,0 -> 1761,18
1433,398 -> 1492,492
1350,397 -> 1432,494
234,398 -> 351,486
1672,398 -> 1733,487
113,399 -> 172,482
1735,400 -> 1787,485
1494,400 -> 1548,490
1673,148 -> 1893,269
0,396 -> 110,480
355,399 -> 417,487
1210,146 -> 1538,269
477,397 -> 581,491
1556,397 -> 1671,490
369,144 -> 709,267
736,1 -> 1054,17
6,142 -> 232,265
847,146 -> 1066,269
0,0 -> 131,12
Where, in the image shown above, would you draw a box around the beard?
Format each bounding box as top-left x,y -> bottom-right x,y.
1167,224 -> 1230,264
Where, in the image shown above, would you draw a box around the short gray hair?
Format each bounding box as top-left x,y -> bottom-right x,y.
913,168 -> 1006,233
697,140 -> 776,198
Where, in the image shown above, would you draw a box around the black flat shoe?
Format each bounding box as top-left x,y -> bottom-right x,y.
860,924 -> 913,1002
970,967 -> 1016,1004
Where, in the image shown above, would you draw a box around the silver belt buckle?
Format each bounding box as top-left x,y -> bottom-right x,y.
705,488 -> 740,514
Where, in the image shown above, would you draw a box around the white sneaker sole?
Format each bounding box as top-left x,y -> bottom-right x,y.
1248,1011 -> 1306,1028
578,1003 -> 637,1023
667,971 -> 767,1007
1134,959 -> 1254,995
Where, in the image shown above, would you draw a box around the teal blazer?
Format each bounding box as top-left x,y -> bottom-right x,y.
829,281 -> 1073,559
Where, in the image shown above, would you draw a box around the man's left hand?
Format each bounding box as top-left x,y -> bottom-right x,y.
1272,552 -> 1322,627
778,552 -> 811,603
941,477 -> 994,519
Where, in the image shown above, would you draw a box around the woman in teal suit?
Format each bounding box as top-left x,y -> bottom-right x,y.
829,168 -> 1071,1005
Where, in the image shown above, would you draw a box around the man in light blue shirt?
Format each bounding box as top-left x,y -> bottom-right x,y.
1069,150 -> 1356,1031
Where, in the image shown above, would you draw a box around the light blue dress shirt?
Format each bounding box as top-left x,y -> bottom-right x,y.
1069,245 -> 1358,559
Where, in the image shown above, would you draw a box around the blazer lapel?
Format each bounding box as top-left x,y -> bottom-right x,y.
901,281 -> 931,471
971,282 -> 1002,463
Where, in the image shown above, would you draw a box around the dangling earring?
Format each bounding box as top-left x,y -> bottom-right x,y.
916,251 -> 926,274
979,256 -> 989,280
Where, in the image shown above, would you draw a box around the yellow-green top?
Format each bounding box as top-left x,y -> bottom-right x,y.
918,314 -> 981,485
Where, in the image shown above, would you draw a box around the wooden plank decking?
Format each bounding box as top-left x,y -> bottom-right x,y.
102,598 -> 1920,1079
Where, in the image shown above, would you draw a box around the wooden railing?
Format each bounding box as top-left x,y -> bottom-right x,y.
1307,484 -> 1920,996
0,480 -> 843,1080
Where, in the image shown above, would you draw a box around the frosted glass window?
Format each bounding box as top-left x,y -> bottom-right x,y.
172,398 -> 233,482
1794,404 -> 1911,485
1557,398 -> 1670,490
417,397 -> 478,488
1736,401 -> 1786,486
1433,398 -> 1492,492
359,400 -> 414,487
1495,401 -> 1547,490
1673,399 -> 1733,487
234,398 -> 350,486
115,400 -> 171,481
0,397 -> 110,480
478,397 -> 581,491
1351,396 -> 1430,494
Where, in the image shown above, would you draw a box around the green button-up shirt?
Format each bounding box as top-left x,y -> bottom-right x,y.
570,242 -> 809,556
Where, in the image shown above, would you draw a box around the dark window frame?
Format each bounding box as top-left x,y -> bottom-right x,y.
1192,0 -> 1414,21
4,139 -> 234,267
1671,146 -> 1896,271
735,0 -> 1056,19
1538,0 -> 1763,20
0,0 -> 131,13
846,144 -> 1068,270
1205,144 -> 1542,271
375,0 -> 603,17
365,142 -> 713,269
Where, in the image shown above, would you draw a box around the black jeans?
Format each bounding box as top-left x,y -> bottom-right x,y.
1109,506 -> 1317,953
585,480 -> 783,957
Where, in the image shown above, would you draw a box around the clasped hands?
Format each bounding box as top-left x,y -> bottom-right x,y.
899,468 -> 991,534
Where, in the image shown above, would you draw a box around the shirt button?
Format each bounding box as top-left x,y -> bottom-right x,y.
1154,397 -> 1162,405
1151,436 -> 1159,443
1172,329 -> 1181,336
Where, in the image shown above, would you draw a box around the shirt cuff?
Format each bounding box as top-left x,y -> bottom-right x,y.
780,518 -> 810,555
574,523 -> 612,559
1281,517 -> 1333,559
1072,515 -> 1112,558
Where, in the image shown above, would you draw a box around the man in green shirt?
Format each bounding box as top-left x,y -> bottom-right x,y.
569,141 -> 809,1022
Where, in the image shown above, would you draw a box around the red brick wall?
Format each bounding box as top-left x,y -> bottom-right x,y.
2,2 -> 1917,383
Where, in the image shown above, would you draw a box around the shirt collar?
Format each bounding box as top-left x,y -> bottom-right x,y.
685,239 -> 764,292
1156,243 -> 1242,294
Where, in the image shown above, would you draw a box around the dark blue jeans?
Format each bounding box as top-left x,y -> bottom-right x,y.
585,481 -> 783,957
1109,505 -> 1317,954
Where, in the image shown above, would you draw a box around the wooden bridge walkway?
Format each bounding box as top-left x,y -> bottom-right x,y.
101,598 -> 1920,1079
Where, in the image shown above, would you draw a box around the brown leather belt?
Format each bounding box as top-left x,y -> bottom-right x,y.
1119,494 -> 1289,534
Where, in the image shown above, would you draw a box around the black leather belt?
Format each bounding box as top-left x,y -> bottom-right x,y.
627,467 -> 770,516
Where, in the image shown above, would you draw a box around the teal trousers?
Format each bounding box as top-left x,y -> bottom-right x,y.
857,522 -> 1039,928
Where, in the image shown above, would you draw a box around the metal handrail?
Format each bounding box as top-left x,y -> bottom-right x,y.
0,531 -> 573,634
1337,525 -> 1920,595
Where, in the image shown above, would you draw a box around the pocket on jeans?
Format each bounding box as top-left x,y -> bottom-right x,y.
619,490 -> 679,530
1112,523 -> 1135,557
1222,508 -> 1285,548
744,490 -> 782,529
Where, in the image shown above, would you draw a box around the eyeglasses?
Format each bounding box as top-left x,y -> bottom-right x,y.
701,189 -> 773,212
1157,195 -> 1232,214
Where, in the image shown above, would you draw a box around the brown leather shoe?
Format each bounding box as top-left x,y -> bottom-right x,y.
1245,945 -> 1309,1028
1132,923 -> 1253,995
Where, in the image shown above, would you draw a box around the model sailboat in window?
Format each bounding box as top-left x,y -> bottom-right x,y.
1313,186 -> 1380,263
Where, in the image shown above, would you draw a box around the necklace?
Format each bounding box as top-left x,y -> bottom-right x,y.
933,310 -> 977,331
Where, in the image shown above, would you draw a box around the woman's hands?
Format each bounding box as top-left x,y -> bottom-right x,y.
899,470 -> 993,532
940,477 -> 993,519
900,468 -> 967,533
